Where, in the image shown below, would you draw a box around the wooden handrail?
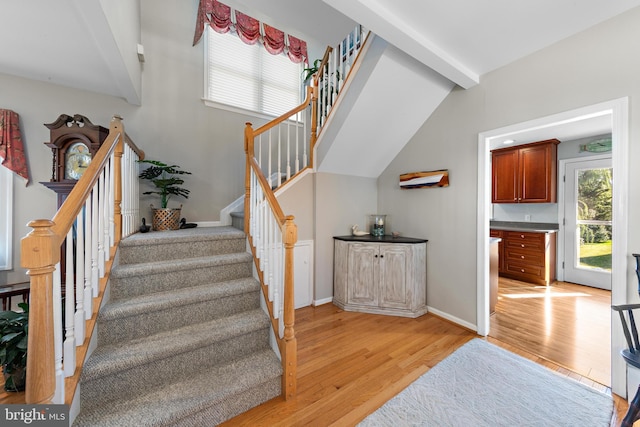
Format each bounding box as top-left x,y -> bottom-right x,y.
312,47 -> 332,88
245,118 -> 299,399
21,115 -> 142,406
253,85 -> 315,136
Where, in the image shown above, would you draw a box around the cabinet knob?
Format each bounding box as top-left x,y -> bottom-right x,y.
380,255 -> 384,258
521,269 -> 525,273
520,234 -> 525,238
521,255 -> 525,259
521,244 -> 525,248
375,254 -> 378,258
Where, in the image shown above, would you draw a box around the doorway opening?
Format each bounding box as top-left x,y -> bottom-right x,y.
476,98 -> 629,396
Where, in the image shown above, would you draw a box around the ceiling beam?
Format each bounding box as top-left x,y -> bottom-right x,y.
323,0 -> 479,89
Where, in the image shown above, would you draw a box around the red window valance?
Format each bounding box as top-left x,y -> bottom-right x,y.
0,109 -> 29,185
193,0 -> 308,64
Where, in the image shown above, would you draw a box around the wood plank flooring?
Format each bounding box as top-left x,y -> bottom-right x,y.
490,277 -> 611,386
1,299 -> 627,424
222,303 -> 626,426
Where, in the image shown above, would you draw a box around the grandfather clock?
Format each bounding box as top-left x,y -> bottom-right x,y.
41,114 -> 108,207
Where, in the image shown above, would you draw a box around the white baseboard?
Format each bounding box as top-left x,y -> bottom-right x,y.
313,297 -> 333,306
427,306 -> 478,332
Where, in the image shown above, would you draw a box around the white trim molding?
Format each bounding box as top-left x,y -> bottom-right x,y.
477,97 -> 629,397
0,164 -> 13,271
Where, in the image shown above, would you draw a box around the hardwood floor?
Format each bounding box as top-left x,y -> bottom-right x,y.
490,277 -> 611,386
1,300 -> 627,424
221,303 -> 627,426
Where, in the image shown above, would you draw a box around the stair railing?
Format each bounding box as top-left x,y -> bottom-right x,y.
244,87 -> 322,399
21,115 -> 144,405
314,25 -> 370,138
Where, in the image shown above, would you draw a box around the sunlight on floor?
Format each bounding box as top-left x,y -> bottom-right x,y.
502,292 -> 591,299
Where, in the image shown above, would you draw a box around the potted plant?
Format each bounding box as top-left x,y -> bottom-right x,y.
0,302 -> 28,392
138,159 -> 192,231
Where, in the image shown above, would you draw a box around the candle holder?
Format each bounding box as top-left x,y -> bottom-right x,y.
370,214 -> 386,238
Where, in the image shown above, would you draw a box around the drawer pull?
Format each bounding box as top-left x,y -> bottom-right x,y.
520,234 -> 525,238
521,244 -> 525,247
521,269 -> 525,273
521,255 -> 525,259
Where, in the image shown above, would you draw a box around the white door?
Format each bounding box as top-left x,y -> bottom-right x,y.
563,157 -> 612,289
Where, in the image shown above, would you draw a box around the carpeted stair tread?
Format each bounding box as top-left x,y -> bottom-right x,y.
111,252 -> 252,279
120,226 -> 245,247
99,277 -> 259,321
82,308 -> 270,382
73,349 -> 282,427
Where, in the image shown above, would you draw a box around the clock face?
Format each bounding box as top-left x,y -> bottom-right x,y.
64,142 -> 92,180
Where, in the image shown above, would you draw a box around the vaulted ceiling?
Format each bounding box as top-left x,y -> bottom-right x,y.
1,0 -> 639,102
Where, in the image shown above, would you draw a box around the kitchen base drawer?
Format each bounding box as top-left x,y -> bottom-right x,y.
505,248 -> 544,266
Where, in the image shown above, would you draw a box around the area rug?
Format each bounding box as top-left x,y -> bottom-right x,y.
358,338 -> 613,426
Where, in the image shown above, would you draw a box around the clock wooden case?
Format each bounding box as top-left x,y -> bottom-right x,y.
41,114 -> 108,208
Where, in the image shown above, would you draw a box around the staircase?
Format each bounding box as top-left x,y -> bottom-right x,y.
73,226 -> 282,426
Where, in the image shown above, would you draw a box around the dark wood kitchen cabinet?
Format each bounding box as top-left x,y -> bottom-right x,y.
491,139 -> 560,203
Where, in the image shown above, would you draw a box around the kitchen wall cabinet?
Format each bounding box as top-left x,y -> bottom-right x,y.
333,236 -> 427,318
491,139 -> 560,203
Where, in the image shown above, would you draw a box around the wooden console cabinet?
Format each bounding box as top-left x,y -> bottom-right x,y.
491,139 -> 560,203
333,236 -> 427,318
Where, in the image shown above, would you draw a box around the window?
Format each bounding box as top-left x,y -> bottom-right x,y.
204,28 -> 303,118
0,162 -> 12,271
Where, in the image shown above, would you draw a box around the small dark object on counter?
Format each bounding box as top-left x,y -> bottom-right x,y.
180,218 -> 197,229
139,218 -> 150,233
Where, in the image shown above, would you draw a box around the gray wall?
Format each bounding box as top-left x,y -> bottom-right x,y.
314,172 -> 377,302
277,173 -> 314,241
378,7 -> 640,325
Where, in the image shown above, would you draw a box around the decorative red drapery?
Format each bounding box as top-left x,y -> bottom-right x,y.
0,109 -> 29,185
193,0 -> 308,64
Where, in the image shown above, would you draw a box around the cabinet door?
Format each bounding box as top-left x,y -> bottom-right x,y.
347,243 -> 378,306
378,245 -> 410,309
491,149 -> 519,203
519,143 -> 555,202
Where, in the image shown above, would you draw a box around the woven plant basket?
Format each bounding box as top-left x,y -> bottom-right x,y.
151,205 -> 181,231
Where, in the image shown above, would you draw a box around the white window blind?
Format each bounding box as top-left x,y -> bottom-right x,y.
205,28 -> 302,117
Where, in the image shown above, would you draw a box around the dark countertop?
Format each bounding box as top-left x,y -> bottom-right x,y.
490,221 -> 558,233
334,235 -> 428,244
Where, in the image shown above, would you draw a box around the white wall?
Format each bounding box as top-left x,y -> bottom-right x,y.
378,7 -> 640,325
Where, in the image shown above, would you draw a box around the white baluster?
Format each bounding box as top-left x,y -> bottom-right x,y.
108,153 -> 115,249
303,113 -> 308,167
64,229 -> 76,377
92,184 -> 100,297
121,147 -> 128,236
84,196 -> 93,320
52,262 -> 64,404
258,134 -> 263,168
277,125 -> 282,187
75,209 -> 85,344
268,131 -> 272,188
97,173 -> 105,278
295,114 -> 300,173
287,120 -> 291,180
